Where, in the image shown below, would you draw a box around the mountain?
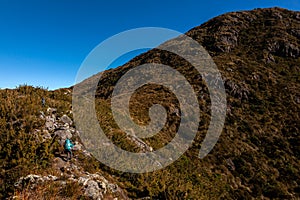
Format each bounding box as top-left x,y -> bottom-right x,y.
1,7 -> 299,199
86,7 -> 300,198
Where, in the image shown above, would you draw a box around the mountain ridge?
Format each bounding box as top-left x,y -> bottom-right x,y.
0,7 -> 299,199
77,6 -> 300,199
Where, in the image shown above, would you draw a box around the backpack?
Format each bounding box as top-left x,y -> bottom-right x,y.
64,139 -> 73,150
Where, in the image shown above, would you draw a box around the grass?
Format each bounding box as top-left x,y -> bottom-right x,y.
1,7 -> 300,200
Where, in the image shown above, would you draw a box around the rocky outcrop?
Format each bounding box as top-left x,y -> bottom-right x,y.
225,80 -> 250,101
15,107 -> 127,199
14,172 -> 125,200
14,174 -> 58,189
45,115 -> 56,131
186,7 -> 300,60
60,114 -> 73,126
77,173 -> 121,199
41,107 -> 81,146
267,39 -> 300,58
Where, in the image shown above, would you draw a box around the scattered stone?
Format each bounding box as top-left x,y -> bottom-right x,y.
14,171 -> 124,200
60,114 -> 73,126
42,130 -> 51,141
39,111 -> 45,119
69,127 -> 76,134
82,149 -> 92,157
47,107 -> 57,114
226,67 -> 233,72
14,174 -> 58,189
77,173 -> 121,200
226,158 -> 236,171
45,115 -> 56,131
72,141 -> 83,151
225,80 -> 250,101
267,39 -> 300,58
55,129 -> 73,144
84,180 -> 103,200
107,183 -> 118,193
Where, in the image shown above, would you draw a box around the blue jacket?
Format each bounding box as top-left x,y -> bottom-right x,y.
64,139 -> 74,150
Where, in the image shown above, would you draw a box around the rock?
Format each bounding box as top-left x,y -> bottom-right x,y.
226,158 -> 236,171
63,123 -> 70,129
226,67 -> 233,72
69,127 -> 76,134
55,129 -> 72,144
39,111 -> 45,119
77,172 -> 122,199
267,39 -> 300,58
60,114 -> 73,126
84,180 -> 103,200
78,175 -> 105,200
225,80 -> 250,101
82,150 -> 92,157
42,130 -> 51,141
72,142 -> 82,151
14,174 -> 58,189
45,121 -> 54,131
289,28 -> 300,39
263,52 -> 275,63
107,183 -> 118,193
217,31 -> 239,52
172,108 -> 180,117
44,175 -> 58,181
25,108 -> 126,199
52,157 -> 67,171
45,115 -> 56,131
75,130 -> 81,136
47,107 -> 57,114
14,171 -> 126,199
45,115 -> 55,123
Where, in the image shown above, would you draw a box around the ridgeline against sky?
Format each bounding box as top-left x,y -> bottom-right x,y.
0,0 -> 299,90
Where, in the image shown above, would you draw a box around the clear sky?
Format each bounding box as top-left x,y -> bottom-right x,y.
0,0 -> 299,90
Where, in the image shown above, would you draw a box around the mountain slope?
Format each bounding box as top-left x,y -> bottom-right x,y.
0,7 -> 299,199
88,7 -> 299,199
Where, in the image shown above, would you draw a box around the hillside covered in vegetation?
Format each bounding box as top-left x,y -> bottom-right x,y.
0,7 -> 299,199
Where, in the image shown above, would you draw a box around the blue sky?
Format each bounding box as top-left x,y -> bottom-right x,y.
0,0 -> 299,90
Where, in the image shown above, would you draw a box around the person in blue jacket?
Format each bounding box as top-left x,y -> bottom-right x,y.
64,138 -> 74,161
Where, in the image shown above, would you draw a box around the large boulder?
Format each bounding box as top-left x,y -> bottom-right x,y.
45,116 -> 56,131
55,130 -> 73,145
83,179 -> 103,200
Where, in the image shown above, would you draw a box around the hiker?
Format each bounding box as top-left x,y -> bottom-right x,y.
42,97 -> 46,107
64,138 -> 74,161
